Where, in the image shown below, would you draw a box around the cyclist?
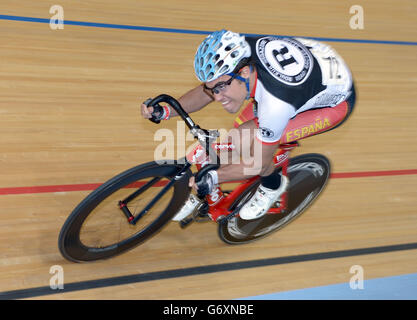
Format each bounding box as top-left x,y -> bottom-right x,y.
141,30 -> 356,220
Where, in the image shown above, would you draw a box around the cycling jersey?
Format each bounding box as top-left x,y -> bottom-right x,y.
243,36 -> 353,144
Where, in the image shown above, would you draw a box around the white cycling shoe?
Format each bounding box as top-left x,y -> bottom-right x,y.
239,175 -> 289,220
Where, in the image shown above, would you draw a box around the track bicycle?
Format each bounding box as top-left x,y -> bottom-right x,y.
58,94 -> 331,262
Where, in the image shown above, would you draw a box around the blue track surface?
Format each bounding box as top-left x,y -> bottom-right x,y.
239,273 -> 417,300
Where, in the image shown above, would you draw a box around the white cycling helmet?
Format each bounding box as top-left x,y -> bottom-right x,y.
194,30 -> 252,82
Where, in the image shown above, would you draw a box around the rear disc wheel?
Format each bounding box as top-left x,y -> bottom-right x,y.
218,154 -> 330,244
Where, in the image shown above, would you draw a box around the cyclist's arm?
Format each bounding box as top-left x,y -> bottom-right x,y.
172,85 -> 213,117
212,119 -> 278,183
141,85 -> 212,120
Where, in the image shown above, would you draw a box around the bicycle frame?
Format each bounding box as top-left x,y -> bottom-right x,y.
190,140 -> 299,222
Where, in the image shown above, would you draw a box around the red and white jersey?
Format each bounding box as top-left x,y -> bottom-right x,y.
245,36 -> 353,145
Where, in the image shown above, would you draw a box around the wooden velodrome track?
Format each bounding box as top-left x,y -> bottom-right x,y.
0,0 -> 416,300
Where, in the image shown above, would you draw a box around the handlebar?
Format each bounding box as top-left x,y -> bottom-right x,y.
148,94 -> 197,130
147,94 -> 220,183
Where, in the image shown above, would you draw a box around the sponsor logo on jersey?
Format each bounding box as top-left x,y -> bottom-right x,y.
256,37 -> 314,86
315,93 -> 347,107
286,117 -> 331,142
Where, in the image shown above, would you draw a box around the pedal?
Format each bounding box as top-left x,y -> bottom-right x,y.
194,202 -> 210,222
180,216 -> 194,228
179,201 -> 210,228
218,208 -> 239,224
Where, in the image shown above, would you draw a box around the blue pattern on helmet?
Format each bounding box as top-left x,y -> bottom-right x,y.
194,29 -> 227,82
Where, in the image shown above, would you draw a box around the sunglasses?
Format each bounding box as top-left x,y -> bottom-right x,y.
204,73 -> 237,95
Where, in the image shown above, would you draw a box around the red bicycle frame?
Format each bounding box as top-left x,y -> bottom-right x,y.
188,141 -> 299,222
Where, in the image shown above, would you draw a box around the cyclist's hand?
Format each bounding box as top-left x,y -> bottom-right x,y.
190,170 -> 218,197
141,98 -> 171,123
141,98 -> 154,120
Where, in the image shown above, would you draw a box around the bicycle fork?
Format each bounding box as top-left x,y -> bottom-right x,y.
119,162 -> 192,225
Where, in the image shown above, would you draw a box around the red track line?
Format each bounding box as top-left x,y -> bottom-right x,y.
0,169 -> 416,196
0,183 -> 103,195
330,169 -> 417,179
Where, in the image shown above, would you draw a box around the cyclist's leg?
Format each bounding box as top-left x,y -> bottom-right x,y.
280,83 -> 356,144
326,82 -> 356,132
231,116 -> 289,220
